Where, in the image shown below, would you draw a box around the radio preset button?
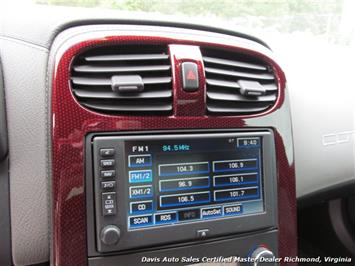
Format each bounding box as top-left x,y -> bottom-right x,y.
159,162 -> 209,177
213,173 -> 258,187
129,185 -> 153,199
213,159 -> 257,173
101,181 -> 116,190
129,215 -> 153,228
100,170 -> 116,178
159,176 -> 209,192
100,148 -> 115,157
128,154 -> 152,167
214,187 -> 258,202
178,209 -> 200,221
129,170 -> 152,183
130,201 -> 153,214
155,212 -> 177,224
102,192 -> 116,216
201,206 -> 222,219
212,158 -> 258,173
224,204 -> 243,216
160,191 -> 210,208
100,159 -> 115,168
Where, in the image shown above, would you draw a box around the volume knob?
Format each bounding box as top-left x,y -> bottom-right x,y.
100,225 -> 121,246
250,246 -> 275,266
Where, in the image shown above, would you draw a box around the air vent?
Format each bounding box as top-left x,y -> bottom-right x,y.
71,45 -> 172,115
202,48 -> 278,115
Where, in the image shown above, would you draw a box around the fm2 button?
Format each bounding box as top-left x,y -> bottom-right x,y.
181,62 -> 199,92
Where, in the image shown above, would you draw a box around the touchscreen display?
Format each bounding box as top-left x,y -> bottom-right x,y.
125,135 -> 264,230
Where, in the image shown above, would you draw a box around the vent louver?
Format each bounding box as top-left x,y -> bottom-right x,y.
202,48 -> 278,115
70,45 -> 172,115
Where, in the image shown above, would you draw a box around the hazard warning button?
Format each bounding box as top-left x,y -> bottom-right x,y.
181,62 -> 199,92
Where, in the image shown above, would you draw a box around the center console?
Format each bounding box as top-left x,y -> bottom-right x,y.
50,24 -> 297,265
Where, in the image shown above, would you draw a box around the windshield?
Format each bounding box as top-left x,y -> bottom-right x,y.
34,0 -> 353,44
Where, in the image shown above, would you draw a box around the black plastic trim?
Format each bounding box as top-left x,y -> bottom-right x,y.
52,19 -> 271,51
0,58 -> 8,161
298,179 -> 355,209
329,199 -> 355,256
0,57 -> 11,266
0,157 -> 12,266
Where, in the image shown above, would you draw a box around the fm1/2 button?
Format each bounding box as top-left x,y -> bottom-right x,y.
181,62 -> 199,92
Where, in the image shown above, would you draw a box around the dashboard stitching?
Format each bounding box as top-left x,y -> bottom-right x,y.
0,36 -> 49,51
45,50 -> 53,266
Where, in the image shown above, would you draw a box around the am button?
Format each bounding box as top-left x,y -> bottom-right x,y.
128,154 -> 152,167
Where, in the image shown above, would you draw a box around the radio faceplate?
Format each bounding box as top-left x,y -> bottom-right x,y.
87,130 -> 277,254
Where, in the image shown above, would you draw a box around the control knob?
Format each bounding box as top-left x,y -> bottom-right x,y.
100,225 -> 121,246
250,246 -> 275,266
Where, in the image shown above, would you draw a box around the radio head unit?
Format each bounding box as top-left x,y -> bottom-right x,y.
87,131 -> 277,253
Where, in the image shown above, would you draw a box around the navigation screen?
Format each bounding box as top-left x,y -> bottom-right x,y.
125,135 -> 264,230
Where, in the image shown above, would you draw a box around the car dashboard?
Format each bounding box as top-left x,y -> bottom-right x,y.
0,4 -> 353,266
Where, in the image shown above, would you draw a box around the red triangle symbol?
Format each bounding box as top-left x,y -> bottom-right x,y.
186,70 -> 197,80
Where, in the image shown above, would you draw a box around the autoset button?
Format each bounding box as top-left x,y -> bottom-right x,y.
155,212 -> 177,224
201,206 -> 222,219
130,201 -> 153,214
